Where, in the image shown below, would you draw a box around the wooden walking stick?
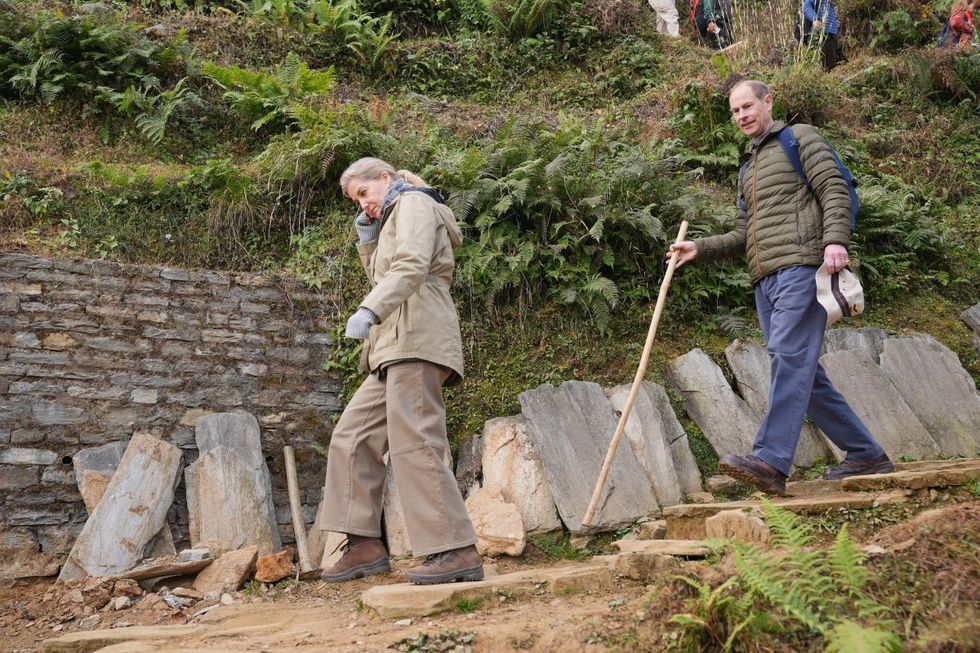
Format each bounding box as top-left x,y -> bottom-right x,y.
581,220 -> 689,528
283,445 -> 315,574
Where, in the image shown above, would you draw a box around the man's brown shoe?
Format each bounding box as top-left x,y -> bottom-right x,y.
320,537 -> 390,583
718,454 -> 787,496
405,545 -> 484,585
823,453 -> 895,480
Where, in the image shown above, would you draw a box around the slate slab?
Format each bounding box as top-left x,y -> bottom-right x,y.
666,348 -> 758,459
481,415 -> 561,533
519,381 -> 659,533
115,557 -> 213,581
73,441 -> 176,559
606,384 -> 683,508
822,327 -> 891,362
878,334 -> 980,457
185,413 -> 281,555
961,303 -> 980,337
820,350 -> 941,461
724,339 -> 833,466
58,433 -> 183,581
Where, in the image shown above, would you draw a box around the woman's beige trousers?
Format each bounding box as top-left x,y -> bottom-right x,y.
318,360 -> 477,556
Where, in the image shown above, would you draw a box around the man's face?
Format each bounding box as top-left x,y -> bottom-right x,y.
729,86 -> 774,139
347,172 -> 391,220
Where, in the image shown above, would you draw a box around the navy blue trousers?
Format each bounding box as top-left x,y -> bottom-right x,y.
751,265 -> 885,476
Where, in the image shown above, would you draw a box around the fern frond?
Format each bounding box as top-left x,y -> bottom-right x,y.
825,619 -> 902,653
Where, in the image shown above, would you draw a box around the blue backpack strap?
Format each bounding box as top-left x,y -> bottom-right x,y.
777,124 -> 859,230
776,126 -> 813,194
736,159 -> 751,212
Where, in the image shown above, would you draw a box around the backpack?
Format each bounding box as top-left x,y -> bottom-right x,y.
936,19 -> 952,48
737,126 -> 860,230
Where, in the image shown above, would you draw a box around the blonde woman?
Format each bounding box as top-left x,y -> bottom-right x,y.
318,157 -> 483,585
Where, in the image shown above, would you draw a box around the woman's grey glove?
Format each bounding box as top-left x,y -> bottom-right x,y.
344,307 -> 379,340
355,212 -> 381,244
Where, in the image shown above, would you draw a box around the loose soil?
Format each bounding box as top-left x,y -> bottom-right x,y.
4,500 -> 978,653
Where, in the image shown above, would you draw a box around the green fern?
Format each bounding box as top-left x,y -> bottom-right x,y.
673,500 -> 901,651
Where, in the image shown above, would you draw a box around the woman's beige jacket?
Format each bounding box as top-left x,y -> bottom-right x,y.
357,191 -> 464,386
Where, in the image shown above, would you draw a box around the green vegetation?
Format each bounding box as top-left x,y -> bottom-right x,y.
670,500 -> 901,652
2,0 -> 978,459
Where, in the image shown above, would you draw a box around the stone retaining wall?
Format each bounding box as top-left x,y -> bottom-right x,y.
0,253 -> 340,578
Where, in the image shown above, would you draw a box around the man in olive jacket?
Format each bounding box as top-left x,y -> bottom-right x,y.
668,79 -> 894,494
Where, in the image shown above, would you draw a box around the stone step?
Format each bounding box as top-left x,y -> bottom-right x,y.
663,491 -> 910,540
611,539 -> 710,557
43,625 -> 203,653
784,458 -> 980,498
361,563 -> 615,619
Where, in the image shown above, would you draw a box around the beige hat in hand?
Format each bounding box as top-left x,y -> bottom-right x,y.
816,263 -> 864,326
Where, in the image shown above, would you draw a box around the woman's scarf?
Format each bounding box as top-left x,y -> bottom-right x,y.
380,178 -> 412,217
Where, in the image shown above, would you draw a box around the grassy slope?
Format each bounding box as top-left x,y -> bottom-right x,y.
1,1 -> 978,470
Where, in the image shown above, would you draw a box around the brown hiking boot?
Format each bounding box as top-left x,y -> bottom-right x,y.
405,545 -> 484,585
718,454 -> 787,496
823,453 -> 895,480
320,536 -> 390,583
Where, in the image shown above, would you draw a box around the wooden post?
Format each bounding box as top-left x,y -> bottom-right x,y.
581,220 -> 689,528
283,446 -> 314,573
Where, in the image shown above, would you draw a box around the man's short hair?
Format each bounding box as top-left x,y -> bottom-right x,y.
731,80 -> 773,101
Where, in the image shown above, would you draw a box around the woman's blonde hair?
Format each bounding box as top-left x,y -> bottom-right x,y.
339,157 -> 428,196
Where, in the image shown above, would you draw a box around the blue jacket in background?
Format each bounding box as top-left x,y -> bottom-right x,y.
804,0 -> 839,36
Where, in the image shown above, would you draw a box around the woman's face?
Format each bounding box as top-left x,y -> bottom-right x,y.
347,172 -> 391,220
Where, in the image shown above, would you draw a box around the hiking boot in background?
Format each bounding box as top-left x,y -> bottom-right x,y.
823,453 -> 895,480
718,454 -> 787,496
405,544 -> 484,585
320,536 -> 390,583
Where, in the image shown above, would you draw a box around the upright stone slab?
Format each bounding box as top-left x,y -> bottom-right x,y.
666,348 -> 758,459
820,350 -> 941,461
73,441 -> 176,558
185,413 -> 281,555
962,303 -> 980,353
606,383 -> 696,508
724,339 -> 833,467
455,430 -> 483,500
58,433 -> 183,581
518,381 -> 659,533
481,416 -> 561,533
879,334 -> 980,457
822,327 -> 891,362
382,449 -> 454,556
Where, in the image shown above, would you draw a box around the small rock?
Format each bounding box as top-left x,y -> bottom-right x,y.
78,614 -> 101,630
192,545 -> 258,595
637,520 -> 667,540
862,544 -> 887,557
112,596 -> 131,611
705,475 -> 739,494
173,588 -> 203,600
112,579 -> 143,598
465,486 -> 526,557
255,550 -> 294,583
220,593 -> 235,605
144,23 -> 174,38
704,509 -> 770,546
394,618 -> 412,626
178,548 -> 212,563
162,593 -> 194,609
686,492 -> 715,504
